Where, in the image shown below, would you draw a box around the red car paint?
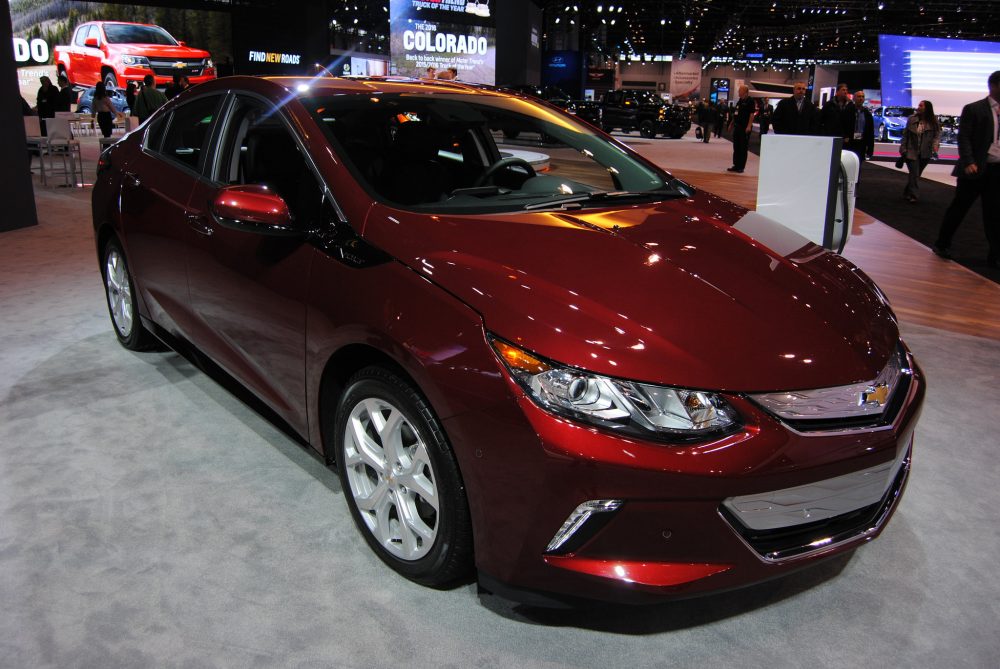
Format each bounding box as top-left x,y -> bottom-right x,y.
92,76 -> 924,605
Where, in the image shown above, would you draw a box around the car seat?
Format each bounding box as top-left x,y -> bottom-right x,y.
380,121 -> 452,205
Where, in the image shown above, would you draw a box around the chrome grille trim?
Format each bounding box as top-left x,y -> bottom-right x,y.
749,347 -> 911,421
720,440 -> 912,563
722,445 -> 909,531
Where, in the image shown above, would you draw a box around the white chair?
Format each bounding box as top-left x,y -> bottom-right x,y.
24,117 -> 51,185
41,117 -> 84,187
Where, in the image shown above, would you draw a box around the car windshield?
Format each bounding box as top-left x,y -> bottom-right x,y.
884,107 -> 914,117
302,90 -> 689,214
103,24 -> 177,45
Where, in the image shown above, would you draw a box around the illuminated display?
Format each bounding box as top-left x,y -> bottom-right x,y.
879,34 -> 1000,115
389,0 -> 496,85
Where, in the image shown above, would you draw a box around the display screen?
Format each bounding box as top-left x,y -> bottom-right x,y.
389,0 -> 496,85
11,1 -> 230,100
879,34 -> 1000,115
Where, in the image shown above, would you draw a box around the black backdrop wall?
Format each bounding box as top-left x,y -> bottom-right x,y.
1,0 -> 38,232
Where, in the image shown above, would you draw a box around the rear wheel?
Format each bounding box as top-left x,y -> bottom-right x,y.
102,238 -> 157,351
335,367 -> 473,587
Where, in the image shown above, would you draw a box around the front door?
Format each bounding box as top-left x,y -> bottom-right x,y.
184,95 -> 326,433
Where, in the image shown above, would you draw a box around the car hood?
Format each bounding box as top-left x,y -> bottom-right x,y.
115,44 -> 209,58
362,193 -> 898,392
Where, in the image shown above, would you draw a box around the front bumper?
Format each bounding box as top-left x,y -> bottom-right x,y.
447,357 -> 924,605
119,66 -> 217,87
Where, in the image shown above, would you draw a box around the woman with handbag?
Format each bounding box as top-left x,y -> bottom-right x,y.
899,100 -> 941,203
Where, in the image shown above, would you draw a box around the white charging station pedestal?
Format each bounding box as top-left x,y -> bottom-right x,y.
756,135 -> 859,253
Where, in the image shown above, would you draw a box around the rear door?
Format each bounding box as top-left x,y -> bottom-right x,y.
119,93 -> 225,336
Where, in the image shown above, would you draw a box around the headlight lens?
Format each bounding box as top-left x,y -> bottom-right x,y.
491,338 -> 741,442
206,57 -> 215,69
121,55 -> 150,67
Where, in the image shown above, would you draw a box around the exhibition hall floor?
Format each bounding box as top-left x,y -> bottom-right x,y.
2,134 -> 999,667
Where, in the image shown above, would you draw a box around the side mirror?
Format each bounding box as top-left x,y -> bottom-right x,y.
84,37 -> 99,48
210,184 -> 300,237
178,41 -> 186,47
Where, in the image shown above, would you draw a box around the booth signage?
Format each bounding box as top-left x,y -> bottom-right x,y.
389,0 -> 496,84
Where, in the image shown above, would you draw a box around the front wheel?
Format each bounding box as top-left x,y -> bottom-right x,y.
335,367 -> 473,587
879,125 -> 888,142
103,71 -> 118,89
639,120 -> 656,138
102,238 -> 157,350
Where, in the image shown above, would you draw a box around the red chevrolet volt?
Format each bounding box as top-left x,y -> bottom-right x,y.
92,76 -> 924,605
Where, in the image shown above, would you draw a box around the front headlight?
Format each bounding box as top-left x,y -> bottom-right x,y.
491,338 -> 741,442
121,54 -> 150,67
206,58 -> 215,69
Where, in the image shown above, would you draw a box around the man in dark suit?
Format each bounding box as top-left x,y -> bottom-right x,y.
727,85 -> 755,173
934,70 -> 1000,267
772,81 -> 818,135
820,83 -> 856,141
844,90 -> 875,178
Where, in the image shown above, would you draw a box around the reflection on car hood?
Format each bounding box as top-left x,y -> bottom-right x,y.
362,192 -> 898,392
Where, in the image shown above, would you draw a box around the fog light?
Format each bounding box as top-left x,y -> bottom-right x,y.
546,499 -> 622,553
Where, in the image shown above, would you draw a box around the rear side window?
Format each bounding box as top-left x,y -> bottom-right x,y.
144,116 -> 168,154
159,95 -> 222,172
73,26 -> 89,47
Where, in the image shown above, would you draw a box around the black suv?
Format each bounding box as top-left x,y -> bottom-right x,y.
599,89 -> 691,139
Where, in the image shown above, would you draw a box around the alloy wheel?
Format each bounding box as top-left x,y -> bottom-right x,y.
342,397 -> 439,561
105,248 -> 133,337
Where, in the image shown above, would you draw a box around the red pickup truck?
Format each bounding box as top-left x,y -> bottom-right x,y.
54,21 -> 216,89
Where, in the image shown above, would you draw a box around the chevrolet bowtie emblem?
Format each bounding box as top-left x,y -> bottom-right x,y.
174,62 -> 187,69
860,383 -> 890,407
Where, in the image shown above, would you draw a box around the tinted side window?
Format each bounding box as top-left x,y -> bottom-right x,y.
160,95 -> 222,172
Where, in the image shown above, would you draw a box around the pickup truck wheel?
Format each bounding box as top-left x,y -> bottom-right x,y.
639,121 -> 656,138
104,71 -> 118,89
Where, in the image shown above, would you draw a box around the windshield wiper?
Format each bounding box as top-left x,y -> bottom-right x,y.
447,186 -> 510,198
522,187 -> 688,211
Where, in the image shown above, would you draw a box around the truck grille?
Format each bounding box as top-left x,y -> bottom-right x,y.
149,58 -> 205,77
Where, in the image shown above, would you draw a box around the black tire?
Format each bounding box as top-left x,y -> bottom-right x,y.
639,120 -> 656,138
335,366 -> 473,587
103,70 -> 118,89
879,125 -> 887,142
101,238 -> 157,351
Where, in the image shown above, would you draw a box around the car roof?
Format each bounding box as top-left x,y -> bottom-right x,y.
264,76 -> 507,98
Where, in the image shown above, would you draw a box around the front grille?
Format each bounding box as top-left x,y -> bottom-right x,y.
149,58 -> 205,77
720,444 -> 911,562
749,345 -> 913,434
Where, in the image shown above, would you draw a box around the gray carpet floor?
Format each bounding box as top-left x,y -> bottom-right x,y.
2,182 -> 999,668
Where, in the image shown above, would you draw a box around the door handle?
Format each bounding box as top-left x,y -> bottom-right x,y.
186,212 -> 214,236
123,171 -> 141,188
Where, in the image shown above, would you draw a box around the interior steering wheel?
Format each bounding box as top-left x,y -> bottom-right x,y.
473,156 -> 536,187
